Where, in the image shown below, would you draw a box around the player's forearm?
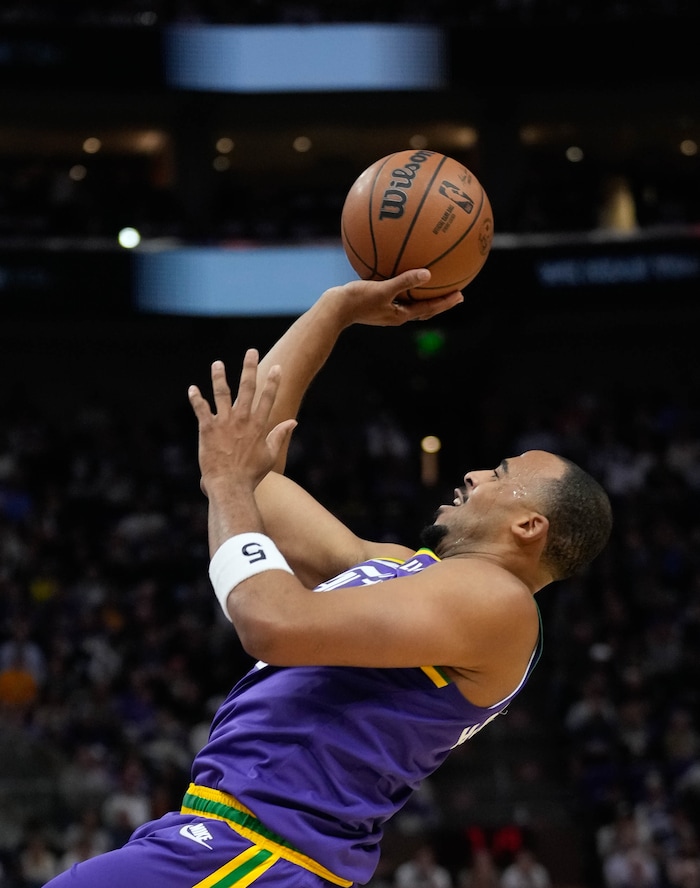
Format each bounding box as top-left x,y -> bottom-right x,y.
206,479 -> 266,556
256,289 -> 350,427
253,270 -> 462,474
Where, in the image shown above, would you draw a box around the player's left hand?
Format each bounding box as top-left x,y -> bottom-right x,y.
188,351 -> 297,497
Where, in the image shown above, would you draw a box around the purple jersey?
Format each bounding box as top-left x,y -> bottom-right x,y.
189,549 -> 542,885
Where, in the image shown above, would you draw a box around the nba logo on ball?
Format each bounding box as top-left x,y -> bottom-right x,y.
341,150 -> 494,300
437,180 -> 474,213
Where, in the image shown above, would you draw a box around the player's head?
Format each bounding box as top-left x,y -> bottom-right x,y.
421,450 -> 612,581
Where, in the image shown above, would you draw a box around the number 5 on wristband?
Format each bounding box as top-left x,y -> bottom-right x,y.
209,533 -> 293,621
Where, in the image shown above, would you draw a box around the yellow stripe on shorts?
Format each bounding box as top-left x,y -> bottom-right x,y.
192,845 -> 278,888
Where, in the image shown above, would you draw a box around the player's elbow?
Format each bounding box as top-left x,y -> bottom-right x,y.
233,616 -> 281,661
226,579 -> 303,664
235,620 -> 303,665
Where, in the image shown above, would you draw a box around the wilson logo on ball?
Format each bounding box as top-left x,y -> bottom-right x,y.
378,149 -> 436,220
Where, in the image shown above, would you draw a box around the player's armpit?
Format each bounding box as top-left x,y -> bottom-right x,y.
254,472 -> 413,588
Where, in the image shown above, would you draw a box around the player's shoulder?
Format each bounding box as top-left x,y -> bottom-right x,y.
429,556 -> 537,615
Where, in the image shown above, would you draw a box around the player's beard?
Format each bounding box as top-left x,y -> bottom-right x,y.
418,522 -> 449,555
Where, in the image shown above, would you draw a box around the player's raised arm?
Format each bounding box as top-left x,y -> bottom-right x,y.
254,269 -> 463,474
189,271 -> 462,588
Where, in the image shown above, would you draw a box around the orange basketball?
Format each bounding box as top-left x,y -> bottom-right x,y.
341,149 -> 494,300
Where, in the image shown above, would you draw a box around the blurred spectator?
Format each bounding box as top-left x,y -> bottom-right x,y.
632,772 -> 676,856
393,779 -> 445,837
616,697 -> 654,763
511,411 -> 562,456
662,708 -> 700,783
565,672 -> 619,778
677,763 -> 700,825
17,828 -> 60,888
665,422 -> 700,491
0,619 -> 46,687
500,849 -> 551,888
57,744 -> 114,815
0,645 -> 39,713
590,426 -> 657,498
60,807 -> 112,862
457,847 -> 501,888
666,841 -> 700,888
101,757 -> 152,847
600,813 -> 662,888
394,841 -> 453,888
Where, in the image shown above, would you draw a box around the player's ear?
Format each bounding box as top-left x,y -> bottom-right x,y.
512,512 -> 549,542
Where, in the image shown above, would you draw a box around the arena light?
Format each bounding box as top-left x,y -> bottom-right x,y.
420,436 -> 442,487
118,227 -> 141,249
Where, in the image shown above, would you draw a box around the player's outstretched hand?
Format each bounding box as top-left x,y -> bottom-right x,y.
188,350 -> 297,498
323,268 -> 464,328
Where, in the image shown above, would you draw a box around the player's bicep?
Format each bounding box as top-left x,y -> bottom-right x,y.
271,561 -> 532,672
246,563 -> 475,669
255,471 -> 412,587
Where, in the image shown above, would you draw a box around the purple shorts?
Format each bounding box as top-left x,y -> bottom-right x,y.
42,812 -> 348,888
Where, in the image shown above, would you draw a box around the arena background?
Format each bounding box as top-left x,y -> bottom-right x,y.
0,4 -> 699,888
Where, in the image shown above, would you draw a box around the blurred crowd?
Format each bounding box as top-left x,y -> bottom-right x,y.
0,0 -> 697,25
0,359 -> 699,887
1,153 -> 697,247
1,2 -> 698,246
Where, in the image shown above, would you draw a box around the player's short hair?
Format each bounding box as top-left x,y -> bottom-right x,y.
538,458 -> 612,580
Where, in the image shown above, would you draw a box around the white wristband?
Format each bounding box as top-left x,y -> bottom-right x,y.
209,533 -> 293,621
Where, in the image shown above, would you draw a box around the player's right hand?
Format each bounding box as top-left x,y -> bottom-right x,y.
323,269 -> 464,328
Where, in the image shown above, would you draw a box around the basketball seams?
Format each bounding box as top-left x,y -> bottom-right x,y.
388,154 -> 447,278
341,217 -> 375,276
404,182 -> 490,296
341,155 -> 393,277
420,184 -> 486,272
366,155 -> 395,275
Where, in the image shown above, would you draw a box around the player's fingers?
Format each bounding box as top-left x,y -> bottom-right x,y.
187,384 -> 210,421
229,349 -> 260,415
254,364 -> 283,422
209,359 -> 234,415
406,290 -> 464,320
388,268 -> 431,296
266,419 -> 298,457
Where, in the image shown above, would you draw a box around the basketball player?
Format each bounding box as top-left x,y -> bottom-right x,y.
43,268 -> 612,888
